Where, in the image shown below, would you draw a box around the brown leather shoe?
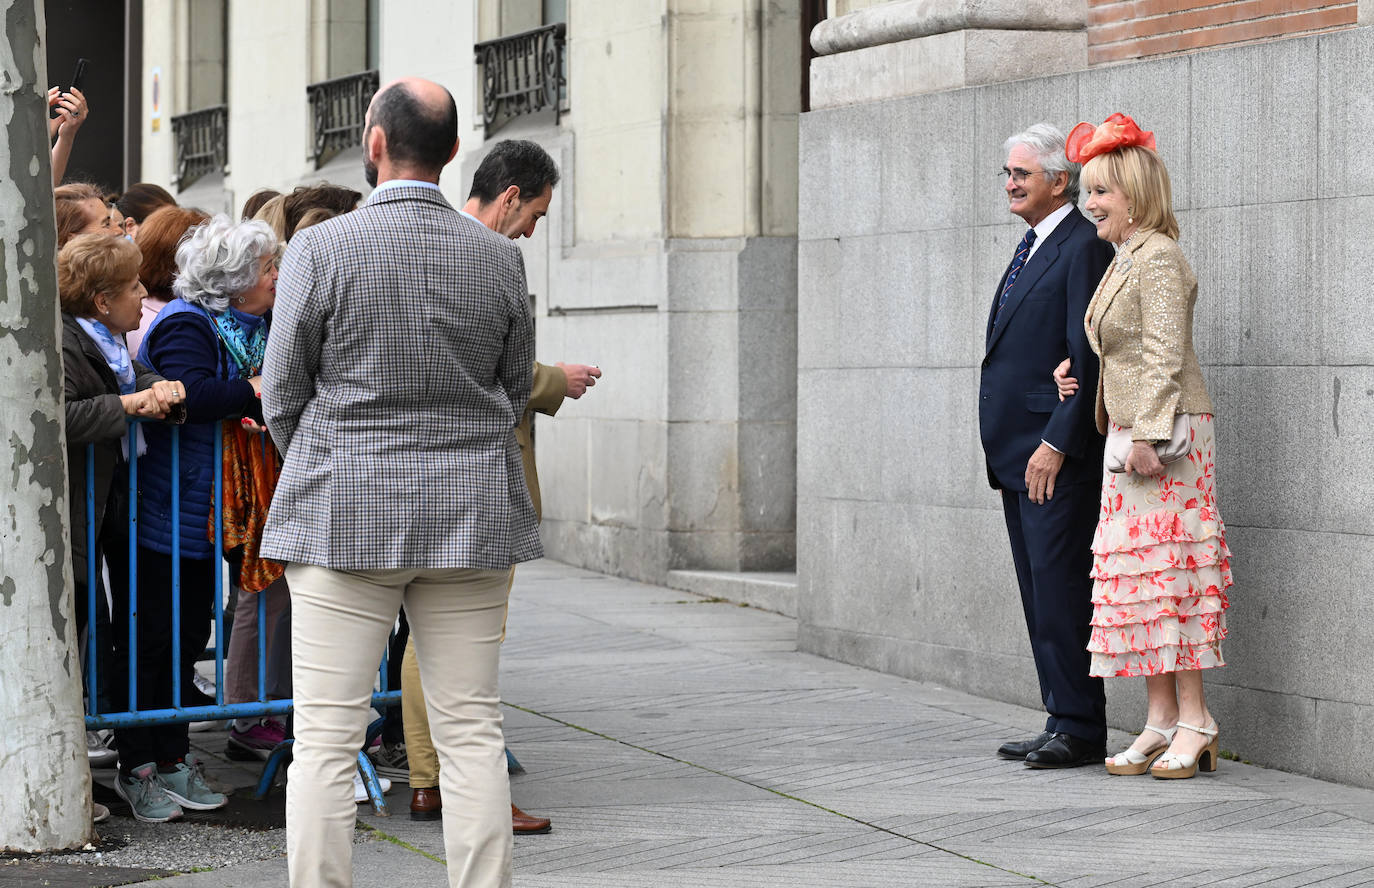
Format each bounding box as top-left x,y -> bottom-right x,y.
410,786 -> 441,821
512,803 -> 551,835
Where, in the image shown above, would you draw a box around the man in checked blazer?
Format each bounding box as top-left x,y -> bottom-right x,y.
261,78 -> 538,888
978,123 -> 1115,770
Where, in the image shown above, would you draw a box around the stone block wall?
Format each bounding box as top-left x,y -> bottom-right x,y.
535,232 -> 799,583
797,25 -> 1374,789
531,0 -> 801,582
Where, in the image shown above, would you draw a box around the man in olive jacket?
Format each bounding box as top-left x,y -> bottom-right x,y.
397,139 -> 601,834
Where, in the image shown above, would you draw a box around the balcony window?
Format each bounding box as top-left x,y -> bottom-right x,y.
169,104 -> 227,191
474,23 -> 566,138
306,70 -> 380,168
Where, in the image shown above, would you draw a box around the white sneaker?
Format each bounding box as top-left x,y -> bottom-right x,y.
87,730 -> 118,768
188,718 -> 230,732
192,671 -> 217,697
353,771 -> 392,803
187,671 -> 227,731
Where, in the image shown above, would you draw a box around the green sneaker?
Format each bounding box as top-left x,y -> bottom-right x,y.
115,762 -> 184,823
159,753 -> 228,811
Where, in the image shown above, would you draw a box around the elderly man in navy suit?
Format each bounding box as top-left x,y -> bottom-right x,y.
979,123 -> 1115,769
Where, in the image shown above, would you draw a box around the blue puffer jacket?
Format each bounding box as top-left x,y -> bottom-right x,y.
135,300 -> 264,559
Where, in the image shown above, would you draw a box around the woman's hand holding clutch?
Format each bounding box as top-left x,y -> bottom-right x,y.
1124,440 -> 1165,477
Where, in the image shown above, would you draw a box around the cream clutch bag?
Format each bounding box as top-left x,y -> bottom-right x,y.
1105,414 -> 1189,474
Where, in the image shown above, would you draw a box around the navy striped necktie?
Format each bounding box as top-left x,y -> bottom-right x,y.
993,228 -> 1037,328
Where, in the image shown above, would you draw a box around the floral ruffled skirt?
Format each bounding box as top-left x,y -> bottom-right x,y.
1088,414 -> 1231,678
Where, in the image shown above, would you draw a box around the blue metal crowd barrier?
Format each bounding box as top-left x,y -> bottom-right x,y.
82,419 -> 397,814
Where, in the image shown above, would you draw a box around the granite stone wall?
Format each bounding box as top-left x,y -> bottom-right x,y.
796,26 -> 1374,788
536,234 -> 799,583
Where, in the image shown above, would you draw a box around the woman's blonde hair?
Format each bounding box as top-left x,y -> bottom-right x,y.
1080,145 -> 1179,240
252,195 -> 289,241
58,233 -> 141,317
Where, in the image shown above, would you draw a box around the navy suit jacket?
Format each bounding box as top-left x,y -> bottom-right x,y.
978,208 -> 1115,492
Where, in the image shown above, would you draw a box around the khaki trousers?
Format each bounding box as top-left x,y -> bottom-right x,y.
285,564 -> 512,888
403,567 -> 515,788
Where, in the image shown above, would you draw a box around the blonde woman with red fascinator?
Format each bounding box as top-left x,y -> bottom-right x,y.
1053,114 -> 1231,779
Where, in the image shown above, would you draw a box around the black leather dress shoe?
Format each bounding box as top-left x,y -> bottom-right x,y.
997,731 -> 1053,760
1023,732 -> 1106,769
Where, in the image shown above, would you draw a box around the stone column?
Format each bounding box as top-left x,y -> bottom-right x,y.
532,0 -> 802,581
662,0 -> 800,572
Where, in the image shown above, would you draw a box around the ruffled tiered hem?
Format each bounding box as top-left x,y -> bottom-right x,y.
1090,638 -> 1226,677
1087,415 -> 1231,679
1093,505 -> 1224,555
1092,539 -> 1231,581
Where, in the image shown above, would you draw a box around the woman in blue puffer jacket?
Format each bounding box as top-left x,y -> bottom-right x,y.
109,215 -> 280,823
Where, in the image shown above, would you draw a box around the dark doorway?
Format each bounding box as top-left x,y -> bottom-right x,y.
45,0 -> 141,191
801,0 -> 826,113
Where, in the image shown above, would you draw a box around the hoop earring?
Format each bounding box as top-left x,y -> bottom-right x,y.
235,295 -> 247,304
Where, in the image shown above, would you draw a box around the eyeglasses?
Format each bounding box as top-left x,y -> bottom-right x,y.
999,167 -> 1047,185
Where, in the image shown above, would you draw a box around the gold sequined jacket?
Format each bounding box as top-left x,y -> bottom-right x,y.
1084,230 -> 1214,440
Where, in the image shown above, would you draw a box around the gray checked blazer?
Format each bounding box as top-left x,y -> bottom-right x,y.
260,184 -> 543,570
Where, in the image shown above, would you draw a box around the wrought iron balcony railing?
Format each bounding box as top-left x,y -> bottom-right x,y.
169,105 -> 228,191
475,23 -> 566,137
306,69 -> 380,168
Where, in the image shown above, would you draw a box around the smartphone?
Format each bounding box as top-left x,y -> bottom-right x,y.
69,58 -> 88,93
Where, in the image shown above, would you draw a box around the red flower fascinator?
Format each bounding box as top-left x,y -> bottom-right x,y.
1065,113 -> 1156,164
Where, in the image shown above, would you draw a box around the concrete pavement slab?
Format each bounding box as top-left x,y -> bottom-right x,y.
33,559 -> 1374,887
142,836 -> 446,887
494,560 -> 1374,887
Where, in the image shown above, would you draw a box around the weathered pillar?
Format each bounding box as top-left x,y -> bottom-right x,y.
0,0 -> 93,852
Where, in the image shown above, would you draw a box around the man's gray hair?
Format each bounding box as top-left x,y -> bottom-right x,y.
1004,123 -> 1080,205
173,215 -> 280,312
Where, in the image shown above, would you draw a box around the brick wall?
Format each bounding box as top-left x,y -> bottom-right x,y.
1089,0 -> 1357,64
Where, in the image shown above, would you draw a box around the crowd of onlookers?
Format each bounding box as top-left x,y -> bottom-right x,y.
52,83 -> 383,825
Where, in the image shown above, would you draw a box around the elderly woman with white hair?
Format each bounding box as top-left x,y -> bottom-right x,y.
106,215 -> 280,823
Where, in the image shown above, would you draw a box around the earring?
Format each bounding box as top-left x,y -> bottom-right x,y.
235,295 -> 247,304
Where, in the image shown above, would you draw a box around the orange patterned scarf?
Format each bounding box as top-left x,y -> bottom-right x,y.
213,422 -> 284,593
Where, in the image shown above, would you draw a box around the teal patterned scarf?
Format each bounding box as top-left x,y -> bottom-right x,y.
211,309 -> 267,378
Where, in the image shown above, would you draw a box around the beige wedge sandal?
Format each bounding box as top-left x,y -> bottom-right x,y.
1105,723 -> 1177,776
1150,721 -> 1219,779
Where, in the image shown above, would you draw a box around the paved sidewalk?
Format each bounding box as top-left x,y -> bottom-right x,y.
139,560 -> 1374,885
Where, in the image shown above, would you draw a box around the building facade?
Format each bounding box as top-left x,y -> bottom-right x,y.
134,0 -> 802,586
